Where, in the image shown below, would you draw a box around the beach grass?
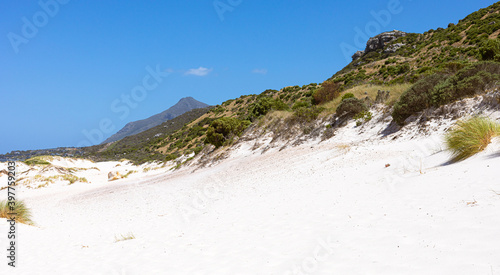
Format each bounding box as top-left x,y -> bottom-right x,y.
445,116 -> 500,162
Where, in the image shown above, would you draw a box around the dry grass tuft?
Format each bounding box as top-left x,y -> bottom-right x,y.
114,232 -> 136,242
445,117 -> 500,162
0,200 -> 34,225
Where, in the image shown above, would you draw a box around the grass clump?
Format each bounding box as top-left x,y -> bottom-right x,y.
0,200 -> 34,225
445,117 -> 500,162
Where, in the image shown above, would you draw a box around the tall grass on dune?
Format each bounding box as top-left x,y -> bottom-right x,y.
445,117 -> 500,162
0,200 -> 34,225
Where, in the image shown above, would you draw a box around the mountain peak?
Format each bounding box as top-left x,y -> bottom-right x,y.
102,97 -> 209,144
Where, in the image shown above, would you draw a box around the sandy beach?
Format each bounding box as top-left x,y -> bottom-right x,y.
1,113 -> 499,275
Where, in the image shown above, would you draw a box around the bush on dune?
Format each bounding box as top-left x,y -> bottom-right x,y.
392,74 -> 448,125
0,200 -> 34,225
247,97 -> 289,121
205,117 -> 251,148
392,62 -> 500,125
431,62 -> 500,106
335,97 -> 368,118
445,117 -> 500,162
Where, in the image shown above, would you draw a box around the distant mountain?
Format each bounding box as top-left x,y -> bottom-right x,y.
102,97 -> 209,144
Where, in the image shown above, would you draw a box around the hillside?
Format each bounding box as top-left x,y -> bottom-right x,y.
3,2 -> 500,166
81,107 -> 212,163
332,2 -> 500,86
102,97 -> 209,144
97,1 -> 499,166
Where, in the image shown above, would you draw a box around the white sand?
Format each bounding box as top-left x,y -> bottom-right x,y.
1,114 -> 500,274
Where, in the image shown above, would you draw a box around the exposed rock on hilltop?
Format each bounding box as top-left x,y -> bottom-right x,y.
365,30 -> 407,53
352,30 -> 407,61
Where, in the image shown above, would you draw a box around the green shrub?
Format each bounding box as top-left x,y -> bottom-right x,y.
431,62 -> 500,106
292,99 -> 311,110
193,146 -> 203,155
312,81 -> 341,105
445,117 -> 500,162
336,98 -> 368,118
479,39 -> 500,62
392,74 -> 448,125
341,93 -> 356,101
354,111 -> 373,122
205,117 -> 251,147
0,200 -> 34,225
247,97 -> 289,120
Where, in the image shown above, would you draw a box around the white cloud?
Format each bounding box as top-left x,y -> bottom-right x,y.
252,68 -> 268,75
185,67 -> 213,76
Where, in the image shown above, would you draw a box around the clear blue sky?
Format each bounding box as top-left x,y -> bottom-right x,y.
0,0 -> 497,153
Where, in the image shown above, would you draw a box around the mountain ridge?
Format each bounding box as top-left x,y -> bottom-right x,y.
102,97 -> 209,144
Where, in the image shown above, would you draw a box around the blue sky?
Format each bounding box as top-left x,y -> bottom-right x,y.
0,0 -> 497,154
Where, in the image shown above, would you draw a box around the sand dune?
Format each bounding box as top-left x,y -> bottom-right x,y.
1,114 -> 500,274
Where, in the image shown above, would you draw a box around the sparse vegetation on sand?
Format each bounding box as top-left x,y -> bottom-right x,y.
32,174 -> 88,187
114,232 -> 136,242
24,156 -> 51,166
445,117 -> 500,162
0,200 -> 34,225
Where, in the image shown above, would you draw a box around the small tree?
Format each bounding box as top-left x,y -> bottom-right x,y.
312,81 -> 341,105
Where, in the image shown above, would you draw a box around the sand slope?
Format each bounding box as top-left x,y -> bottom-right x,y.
1,116 -> 500,274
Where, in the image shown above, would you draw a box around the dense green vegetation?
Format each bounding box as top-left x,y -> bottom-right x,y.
247,96 -> 289,121
393,61 -> 500,125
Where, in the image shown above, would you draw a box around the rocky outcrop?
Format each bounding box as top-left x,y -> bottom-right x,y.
365,30 -> 407,53
352,51 -> 365,61
383,43 -> 405,53
352,30 -> 407,61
